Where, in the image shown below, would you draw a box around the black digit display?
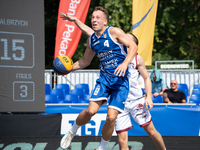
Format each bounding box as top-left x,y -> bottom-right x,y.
0,0 -> 45,112
0,31 -> 34,68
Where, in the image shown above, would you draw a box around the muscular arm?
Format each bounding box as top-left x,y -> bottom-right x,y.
72,38 -> 95,71
109,27 -> 138,77
137,55 -> 153,110
60,12 -> 94,37
59,14 -> 95,71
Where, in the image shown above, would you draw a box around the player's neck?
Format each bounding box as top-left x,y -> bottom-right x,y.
96,26 -> 107,37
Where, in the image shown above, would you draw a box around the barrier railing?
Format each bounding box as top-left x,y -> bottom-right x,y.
45,69 -> 200,96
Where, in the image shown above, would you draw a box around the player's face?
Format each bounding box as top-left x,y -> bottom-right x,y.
91,10 -> 107,32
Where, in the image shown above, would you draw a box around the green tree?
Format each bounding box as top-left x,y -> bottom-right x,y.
45,0 -> 59,69
154,0 -> 200,68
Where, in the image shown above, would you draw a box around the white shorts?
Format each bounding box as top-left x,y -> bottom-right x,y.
115,97 -> 152,133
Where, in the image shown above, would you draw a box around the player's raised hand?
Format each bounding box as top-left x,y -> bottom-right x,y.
60,12 -> 76,21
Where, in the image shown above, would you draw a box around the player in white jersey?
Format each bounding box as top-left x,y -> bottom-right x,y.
115,33 -> 166,150
60,10 -> 166,150
115,53 -> 152,132
59,6 -> 138,149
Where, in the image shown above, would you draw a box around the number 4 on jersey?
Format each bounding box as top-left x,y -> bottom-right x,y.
104,40 -> 109,47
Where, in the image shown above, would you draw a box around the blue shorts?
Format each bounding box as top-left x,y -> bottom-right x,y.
90,72 -> 129,112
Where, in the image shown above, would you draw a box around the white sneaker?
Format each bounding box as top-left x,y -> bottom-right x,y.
60,130 -> 75,149
96,146 -> 104,150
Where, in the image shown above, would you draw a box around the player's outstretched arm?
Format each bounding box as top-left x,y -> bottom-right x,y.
111,27 -> 138,77
60,12 -> 94,37
72,38 -> 95,71
137,55 -> 153,110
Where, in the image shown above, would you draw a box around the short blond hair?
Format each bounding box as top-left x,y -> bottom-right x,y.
93,6 -> 108,19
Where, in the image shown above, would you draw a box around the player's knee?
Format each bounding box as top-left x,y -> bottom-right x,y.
147,130 -> 157,138
118,139 -> 128,150
118,138 -> 127,146
106,115 -> 116,124
85,108 -> 97,116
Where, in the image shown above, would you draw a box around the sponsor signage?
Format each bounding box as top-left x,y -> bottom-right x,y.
1,136 -> 200,150
54,0 -> 91,58
155,60 -> 194,70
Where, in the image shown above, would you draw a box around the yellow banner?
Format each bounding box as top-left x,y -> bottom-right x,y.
132,0 -> 158,65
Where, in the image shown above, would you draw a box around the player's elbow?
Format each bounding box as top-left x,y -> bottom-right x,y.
134,44 -> 138,52
80,60 -> 91,69
84,61 -> 91,68
129,42 -> 138,50
128,44 -> 138,56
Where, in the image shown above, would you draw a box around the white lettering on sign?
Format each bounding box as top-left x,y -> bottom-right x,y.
61,114 -> 117,136
59,0 -> 81,55
160,64 -> 189,69
0,18 -> 28,26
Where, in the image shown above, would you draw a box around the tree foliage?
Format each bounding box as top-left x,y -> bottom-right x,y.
153,0 -> 200,68
45,0 -> 200,69
44,0 -> 59,69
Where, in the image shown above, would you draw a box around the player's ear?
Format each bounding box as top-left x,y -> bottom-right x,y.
104,19 -> 107,26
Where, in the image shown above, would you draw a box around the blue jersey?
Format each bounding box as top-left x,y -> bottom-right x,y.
89,26 -> 129,77
89,26 -> 130,112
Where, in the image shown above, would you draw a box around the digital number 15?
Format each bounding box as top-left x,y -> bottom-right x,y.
1,38 -> 25,61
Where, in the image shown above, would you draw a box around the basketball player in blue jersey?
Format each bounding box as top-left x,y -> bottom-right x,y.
60,10 -> 166,150
60,6 -> 138,149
